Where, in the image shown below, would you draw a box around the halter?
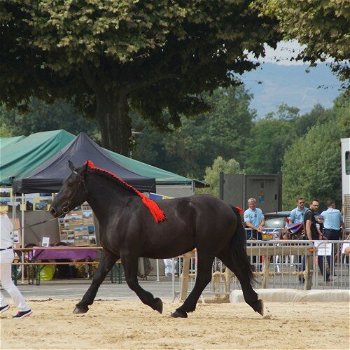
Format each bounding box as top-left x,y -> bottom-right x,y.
61,170 -> 88,214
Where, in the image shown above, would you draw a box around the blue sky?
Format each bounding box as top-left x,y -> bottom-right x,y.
242,41 -> 343,117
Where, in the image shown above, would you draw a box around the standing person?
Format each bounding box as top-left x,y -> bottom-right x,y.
304,199 -> 330,282
163,259 -> 174,277
244,198 -> 265,269
244,198 -> 265,240
319,200 -> 345,276
288,197 -> 308,224
287,197 -> 308,263
0,209 -> 32,318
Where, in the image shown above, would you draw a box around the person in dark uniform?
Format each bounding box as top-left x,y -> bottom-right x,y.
304,199 -> 329,282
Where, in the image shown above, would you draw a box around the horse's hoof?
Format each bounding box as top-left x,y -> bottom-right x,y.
171,310 -> 188,318
152,298 -> 163,314
252,299 -> 264,316
73,305 -> 89,314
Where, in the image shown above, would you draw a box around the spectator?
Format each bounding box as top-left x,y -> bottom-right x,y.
0,209 -> 32,318
244,198 -> 264,270
163,259 -> 174,277
304,199 -> 330,282
288,197 -> 308,224
244,198 -> 265,240
319,200 -> 345,239
319,199 -> 345,276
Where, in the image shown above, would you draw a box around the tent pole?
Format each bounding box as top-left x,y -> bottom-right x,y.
21,194 -> 25,284
156,259 -> 159,282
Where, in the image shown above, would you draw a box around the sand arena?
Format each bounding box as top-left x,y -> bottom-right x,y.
1,299 -> 349,349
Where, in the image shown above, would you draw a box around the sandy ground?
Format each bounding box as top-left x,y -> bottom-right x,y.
1,299 -> 349,349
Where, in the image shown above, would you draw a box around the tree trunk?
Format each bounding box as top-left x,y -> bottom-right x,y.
95,90 -> 131,155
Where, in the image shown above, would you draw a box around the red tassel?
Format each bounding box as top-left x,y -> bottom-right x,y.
84,160 -> 166,223
86,160 -> 95,168
141,196 -> 166,223
235,206 -> 244,215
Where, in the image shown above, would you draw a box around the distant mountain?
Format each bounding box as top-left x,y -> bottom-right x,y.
241,63 -> 343,118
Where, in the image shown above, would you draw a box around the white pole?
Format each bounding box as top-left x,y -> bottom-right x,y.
171,258 -> 175,300
156,259 -> 160,282
21,194 -> 25,284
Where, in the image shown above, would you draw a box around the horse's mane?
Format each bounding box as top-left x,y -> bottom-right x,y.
85,160 -> 166,223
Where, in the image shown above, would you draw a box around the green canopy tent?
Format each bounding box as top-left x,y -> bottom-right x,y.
0,130 -> 75,186
1,130 -> 193,189
106,150 -> 192,185
0,135 -> 25,149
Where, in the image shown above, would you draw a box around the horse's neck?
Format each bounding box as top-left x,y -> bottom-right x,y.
85,175 -> 136,222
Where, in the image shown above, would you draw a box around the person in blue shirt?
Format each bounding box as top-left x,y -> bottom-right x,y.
319,200 -> 345,238
244,198 -> 265,269
288,197 -> 308,224
244,198 -> 265,240
319,199 -> 345,277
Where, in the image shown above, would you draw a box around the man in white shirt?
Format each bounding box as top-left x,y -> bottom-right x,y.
0,210 -> 32,318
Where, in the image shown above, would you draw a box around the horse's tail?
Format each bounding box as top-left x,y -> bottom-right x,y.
230,206 -> 254,282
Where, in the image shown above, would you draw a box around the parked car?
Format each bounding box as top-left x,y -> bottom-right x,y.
264,211 -> 290,230
262,211 -> 291,240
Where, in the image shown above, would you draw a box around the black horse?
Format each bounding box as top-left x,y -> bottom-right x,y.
50,160 -> 263,318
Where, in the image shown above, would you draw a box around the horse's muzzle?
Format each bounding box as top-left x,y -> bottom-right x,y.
49,207 -> 58,217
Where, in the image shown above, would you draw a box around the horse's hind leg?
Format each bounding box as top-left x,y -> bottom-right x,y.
122,255 -> 163,314
172,253 -> 214,318
218,249 -> 263,316
74,250 -> 118,314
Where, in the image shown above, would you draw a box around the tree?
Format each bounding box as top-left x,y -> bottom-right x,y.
0,1 -> 280,155
256,0 -> 350,84
133,85 -> 255,178
282,93 -> 350,209
292,104 -> 331,137
0,98 -> 99,138
244,111 -> 297,174
197,156 -> 244,197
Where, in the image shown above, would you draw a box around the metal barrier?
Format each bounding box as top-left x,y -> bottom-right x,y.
174,240 -> 350,301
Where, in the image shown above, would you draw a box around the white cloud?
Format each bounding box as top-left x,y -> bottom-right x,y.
262,40 -> 305,65
251,40 -> 334,66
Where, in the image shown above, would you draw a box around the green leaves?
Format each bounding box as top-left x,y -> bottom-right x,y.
0,0 -> 280,153
257,0 -> 350,84
200,156 -> 244,197
282,94 -> 349,208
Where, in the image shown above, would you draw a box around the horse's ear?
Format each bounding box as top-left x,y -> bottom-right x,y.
68,160 -> 76,172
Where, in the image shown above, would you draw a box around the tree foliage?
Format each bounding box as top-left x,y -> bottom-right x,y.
0,0 -> 280,154
196,156 -> 244,197
282,94 -> 350,209
243,107 -> 298,174
132,85 -> 255,178
256,0 -> 350,84
0,98 -> 99,139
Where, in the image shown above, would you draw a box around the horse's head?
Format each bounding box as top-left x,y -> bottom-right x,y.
49,161 -> 88,218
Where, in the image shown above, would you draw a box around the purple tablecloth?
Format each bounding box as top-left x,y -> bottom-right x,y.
31,247 -> 98,261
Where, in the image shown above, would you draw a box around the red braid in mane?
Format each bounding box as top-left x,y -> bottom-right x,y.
85,160 -> 166,223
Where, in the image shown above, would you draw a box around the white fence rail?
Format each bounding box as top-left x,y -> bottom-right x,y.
173,240 -> 350,301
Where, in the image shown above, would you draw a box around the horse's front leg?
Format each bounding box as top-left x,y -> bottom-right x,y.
121,254 -> 163,314
74,250 -> 118,314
